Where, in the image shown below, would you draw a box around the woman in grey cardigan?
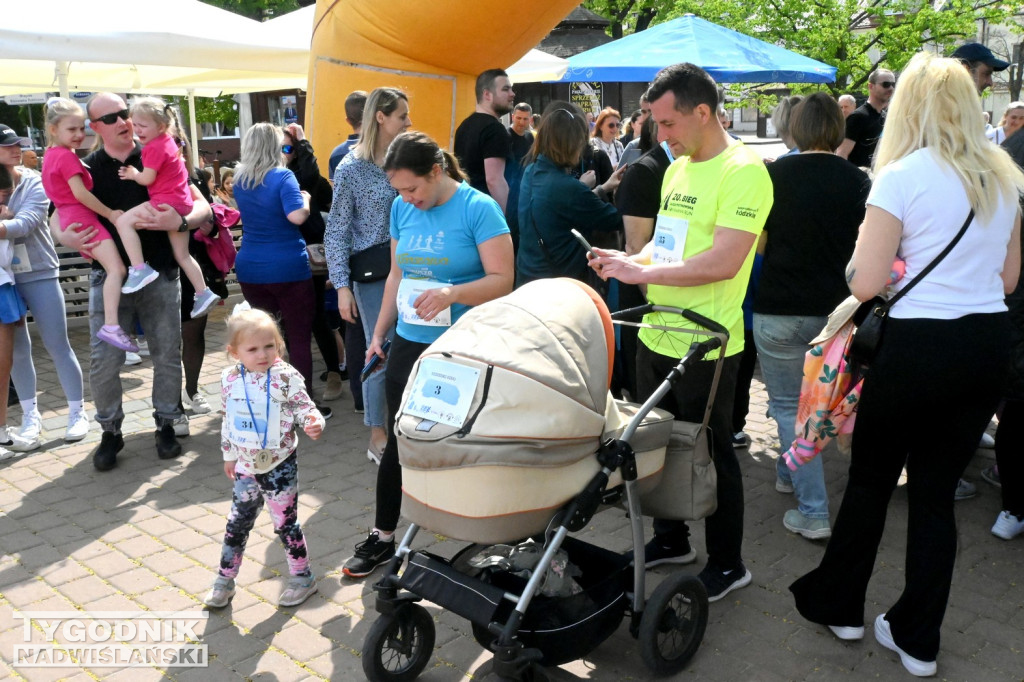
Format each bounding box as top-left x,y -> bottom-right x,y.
0,134 -> 88,451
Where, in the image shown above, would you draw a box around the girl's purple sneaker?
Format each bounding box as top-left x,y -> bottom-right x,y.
97,325 -> 139,352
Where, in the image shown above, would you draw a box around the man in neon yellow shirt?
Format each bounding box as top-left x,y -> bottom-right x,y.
592,63 -> 773,602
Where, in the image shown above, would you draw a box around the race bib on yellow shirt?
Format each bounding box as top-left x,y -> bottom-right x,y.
651,216 -> 688,264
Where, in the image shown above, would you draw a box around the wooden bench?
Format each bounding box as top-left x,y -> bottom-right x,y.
53,226 -> 243,328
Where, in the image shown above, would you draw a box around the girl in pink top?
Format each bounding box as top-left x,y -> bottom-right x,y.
40,97 -> 138,352
117,97 -> 221,319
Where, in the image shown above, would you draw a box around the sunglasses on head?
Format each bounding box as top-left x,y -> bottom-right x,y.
93,109 -> 130,125
281,144 -> 294,154
878,81 -> 896,89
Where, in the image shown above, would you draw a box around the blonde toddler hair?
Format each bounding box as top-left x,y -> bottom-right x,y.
226,308 -> 288,362
44,97 -> 85,146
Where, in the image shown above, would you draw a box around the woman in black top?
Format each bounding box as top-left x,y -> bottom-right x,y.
752,93 -> 870,540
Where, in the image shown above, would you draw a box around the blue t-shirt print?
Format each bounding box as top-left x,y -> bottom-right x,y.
389,182 -> 509,344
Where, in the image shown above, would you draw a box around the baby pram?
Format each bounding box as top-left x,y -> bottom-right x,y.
362,278 -> 729,681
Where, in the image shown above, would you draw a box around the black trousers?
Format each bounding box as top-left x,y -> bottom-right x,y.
375,334 -> 430,532
994,398 -> 1024,517
791,312 -> 1009,662
638,343 -> 744,571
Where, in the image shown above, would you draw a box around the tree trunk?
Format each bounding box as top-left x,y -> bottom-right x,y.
1010,43 -> 1023,102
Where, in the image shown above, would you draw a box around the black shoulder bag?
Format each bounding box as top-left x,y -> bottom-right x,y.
848,208 -> 974,369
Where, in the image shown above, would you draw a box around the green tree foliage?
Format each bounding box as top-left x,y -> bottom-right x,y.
583,0 -> 676,38
585,0 -> 1017,98
173,95 -> 239,135
200,0 -> 299,21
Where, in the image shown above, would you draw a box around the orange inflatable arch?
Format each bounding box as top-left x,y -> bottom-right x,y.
306,0 -> 579,164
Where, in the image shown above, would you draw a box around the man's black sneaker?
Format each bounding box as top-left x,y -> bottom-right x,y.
698,563 -> 752,602
316,404 -> 333,420
631,537 -> 698,568
342,531 -> 395,578
92,431 -> 124,471
155,424 -> 182,459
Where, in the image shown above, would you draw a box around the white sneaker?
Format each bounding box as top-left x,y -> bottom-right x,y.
0,445 -> 22,462
124,351 -> 143,366
136,337 -> 150,357
991,511 -> 1024,540
8,410 -> 41,452
172,415 -> 190,437
874,613 -> 937,677
188,392 -> 212,415
65,409 -> 90,442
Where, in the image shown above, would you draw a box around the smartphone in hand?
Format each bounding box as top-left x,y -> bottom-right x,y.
571,229 -> 594,258
360,339 -> 392,382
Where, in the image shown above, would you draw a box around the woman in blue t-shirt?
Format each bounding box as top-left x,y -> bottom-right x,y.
341,131 -> 513,579
233,123 -> 317,399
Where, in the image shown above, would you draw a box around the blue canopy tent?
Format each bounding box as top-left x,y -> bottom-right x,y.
556,14 -> 836,84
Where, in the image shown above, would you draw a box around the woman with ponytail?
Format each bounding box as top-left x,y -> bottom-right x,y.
341,131 -> 513,578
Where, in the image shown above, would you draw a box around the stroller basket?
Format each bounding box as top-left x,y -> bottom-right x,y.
399,537 -> 629,668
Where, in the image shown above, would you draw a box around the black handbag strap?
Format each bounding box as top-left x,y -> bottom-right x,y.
882,208 -> 974,312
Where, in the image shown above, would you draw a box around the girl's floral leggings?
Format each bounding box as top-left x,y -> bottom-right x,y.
217,454 -> 311,579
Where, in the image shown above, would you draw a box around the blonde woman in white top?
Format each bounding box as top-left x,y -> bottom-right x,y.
791,53 -> 1024,678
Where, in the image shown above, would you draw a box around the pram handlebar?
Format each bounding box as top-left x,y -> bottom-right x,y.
611,304 -> 730,337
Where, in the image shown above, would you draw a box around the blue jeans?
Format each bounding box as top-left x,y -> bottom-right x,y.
89,268 -> 182,431
753,313 -> 829,520
352,278 -> 394,429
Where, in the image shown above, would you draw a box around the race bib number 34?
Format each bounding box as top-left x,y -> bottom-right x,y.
404,358 -> 480,428
225,380 -> 282,448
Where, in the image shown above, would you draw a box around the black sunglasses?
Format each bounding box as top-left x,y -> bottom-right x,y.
878,81 -> 896,89
93,109 -> 130,125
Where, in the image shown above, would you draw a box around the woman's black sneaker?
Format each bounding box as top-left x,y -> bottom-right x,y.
342,531 -> 395,578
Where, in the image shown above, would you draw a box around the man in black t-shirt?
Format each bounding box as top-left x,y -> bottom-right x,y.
55,92 -> 211,471
508,102 -> 534,165
837,68 -> 894,168
453,68 -> 515,213
505,102 -> 534,249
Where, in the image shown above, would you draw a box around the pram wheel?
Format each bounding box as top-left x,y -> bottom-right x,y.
638,572 -> 708,675
362,603 -> 435,682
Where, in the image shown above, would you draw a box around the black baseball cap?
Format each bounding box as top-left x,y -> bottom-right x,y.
0,124 -> 30,147
951,43 -> 1010,71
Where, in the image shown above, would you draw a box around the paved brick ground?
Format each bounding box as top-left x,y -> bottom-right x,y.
2,139 -> 1022,681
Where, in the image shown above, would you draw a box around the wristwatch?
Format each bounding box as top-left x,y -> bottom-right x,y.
178,215 -> 189,232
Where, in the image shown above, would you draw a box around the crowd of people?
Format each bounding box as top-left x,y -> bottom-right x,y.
1,40 -> 1023,678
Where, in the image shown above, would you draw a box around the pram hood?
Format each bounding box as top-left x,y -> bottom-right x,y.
397,279 -> 678,543
397,278 -> 615,470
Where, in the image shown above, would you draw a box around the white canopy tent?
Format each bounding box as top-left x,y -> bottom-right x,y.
0,1 -> 565,162
0,0 -> 308,164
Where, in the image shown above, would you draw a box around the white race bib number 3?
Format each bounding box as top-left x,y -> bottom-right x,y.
397,278 -> 452,327
651,216 -> 688,264
404,358 -> 480,428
